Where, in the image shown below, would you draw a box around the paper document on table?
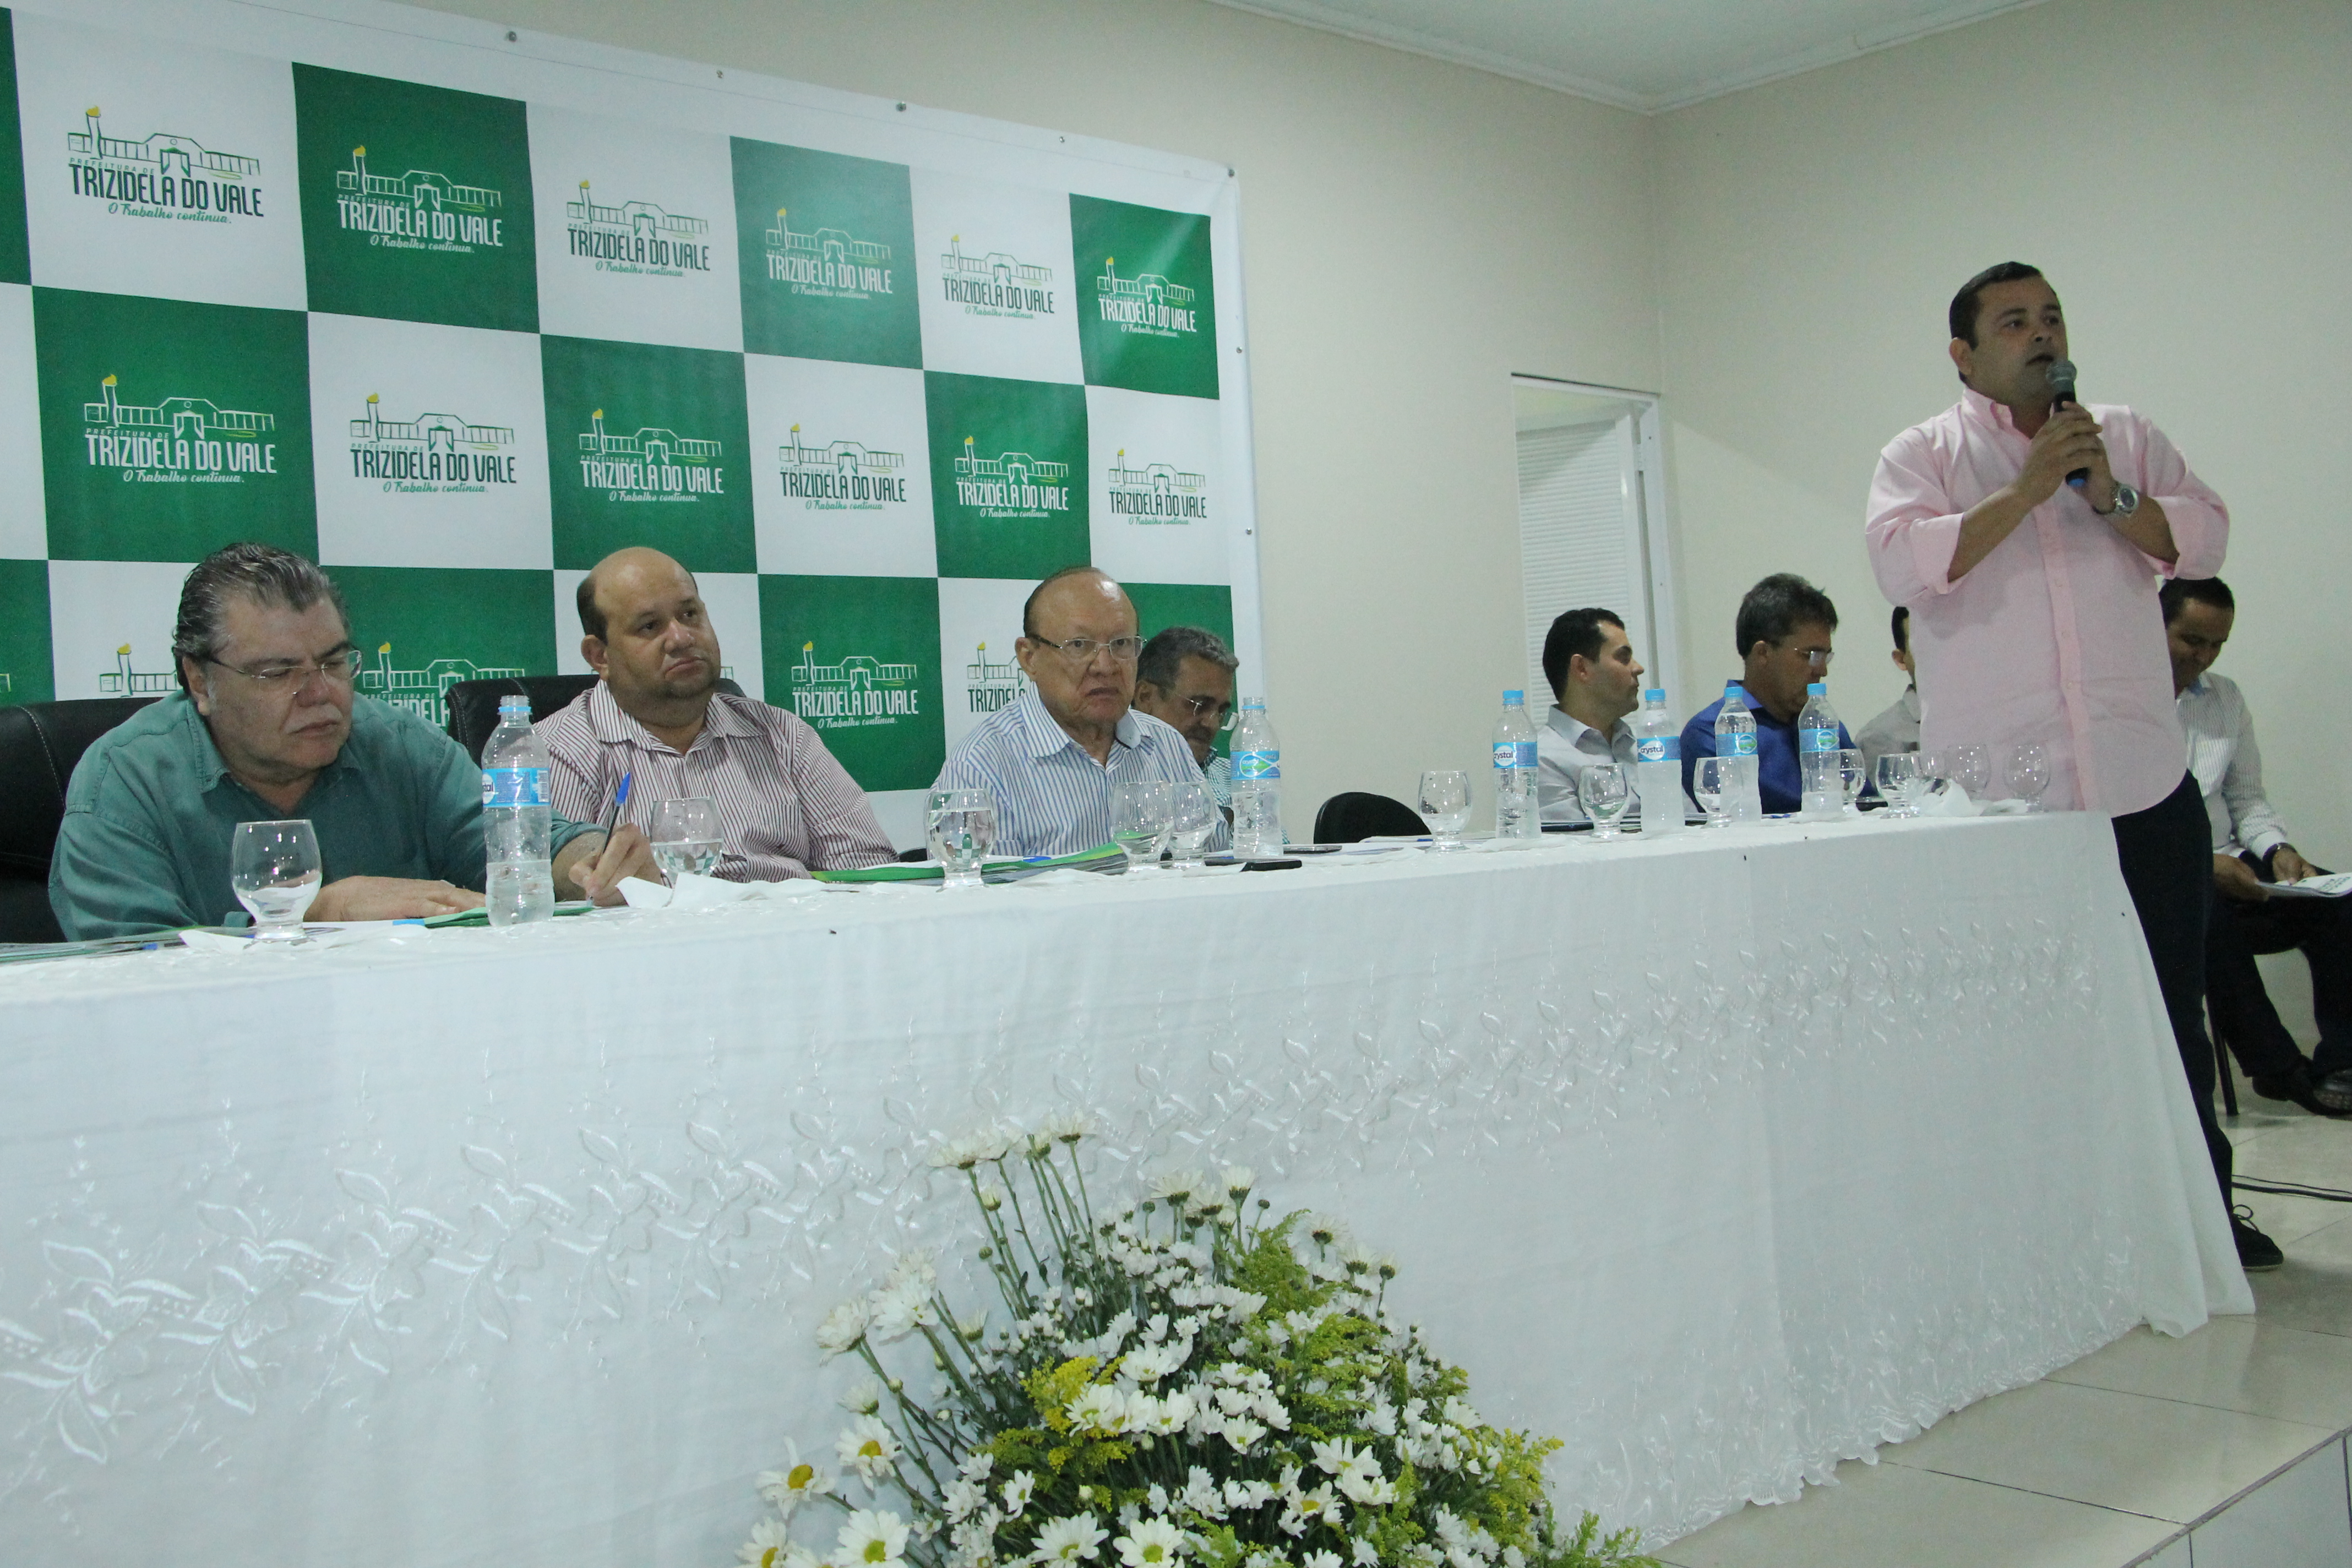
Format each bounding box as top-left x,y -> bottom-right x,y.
2267,873 -> 2352,899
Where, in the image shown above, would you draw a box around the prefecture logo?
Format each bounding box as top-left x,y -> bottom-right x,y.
1105,449 -> 1207,525
578,408 -> 726,503
96,643 -> 178,695
939,235 -> 1053,318
68,106 -> 265,224
779,424 -> 907,511
334,144 -> 504,253
764,205 -> 893,298
565,178 -> 711,276
951,436 -> 1070,520
787,639 -> 922,729
357,641 -> 524,729
349,393 -> 516,493
1094,256 -> 1197,339
963,641 -> 1028,716
81,372 -> 278,484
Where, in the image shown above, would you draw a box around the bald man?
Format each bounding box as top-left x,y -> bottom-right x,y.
933,564 -> 1229,859
536,547 -> 894,881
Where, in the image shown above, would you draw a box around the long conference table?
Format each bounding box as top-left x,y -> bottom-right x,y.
0,811 -> 2250,1563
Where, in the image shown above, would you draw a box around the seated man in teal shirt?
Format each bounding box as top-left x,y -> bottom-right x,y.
50,543 -> 656,939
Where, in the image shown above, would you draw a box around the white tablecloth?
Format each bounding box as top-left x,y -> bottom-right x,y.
0,813 -> 2250,1562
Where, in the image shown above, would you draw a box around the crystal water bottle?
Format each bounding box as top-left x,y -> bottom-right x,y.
1797,680 -> 1842,820
481,695 -> 556,926
1631,688 -> 1685,837
1714,683 -> 1761,821
1229,699 -> 1283,857
1491,689 -> 1540,840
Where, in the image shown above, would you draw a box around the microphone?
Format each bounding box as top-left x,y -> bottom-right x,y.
2047,359 -> 2089,488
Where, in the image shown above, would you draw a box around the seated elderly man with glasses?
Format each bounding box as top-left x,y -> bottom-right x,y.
934,565 -> 1232,859
1128,624 -> 1239,814
50,543 -> 655,939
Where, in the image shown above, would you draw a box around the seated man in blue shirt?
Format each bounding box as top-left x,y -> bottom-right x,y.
50,543 -> 656,938
934,565 -> 1231,859
1680,573 -> 1857,814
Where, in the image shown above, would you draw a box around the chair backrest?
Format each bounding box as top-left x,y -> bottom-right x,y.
443,675 -> 748,763
0,698 -> 161,943
1311,790 -> 1427,844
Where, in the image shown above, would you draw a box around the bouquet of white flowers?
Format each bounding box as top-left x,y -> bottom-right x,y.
741,1117 -> 1656,1568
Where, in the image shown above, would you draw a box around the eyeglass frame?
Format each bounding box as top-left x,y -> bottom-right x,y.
203,645 -> 361,689
1025,633 -> 1146,664
1178,693 -> 1238,731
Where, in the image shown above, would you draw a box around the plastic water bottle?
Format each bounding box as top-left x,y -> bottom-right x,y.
1631,688 -> 1685,837
1230,699 -> 1284,858
1491,689 -> 1540,840
481,695 -> 556,926
1714,682 -> 1762,821
1797,680 -> 1843,821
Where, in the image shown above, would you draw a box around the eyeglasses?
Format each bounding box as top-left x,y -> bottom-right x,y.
1180,694 -> 1238,731
1028,634 -> 1145,663
1786,645 -> 1834,667
207,650 -> 360,688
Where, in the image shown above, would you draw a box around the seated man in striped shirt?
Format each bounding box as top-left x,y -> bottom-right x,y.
934,565 -> 1231,859
537,547 -> 896,882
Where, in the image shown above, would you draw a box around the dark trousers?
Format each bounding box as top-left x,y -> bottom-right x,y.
2209,886 -> 2352,1080
2113,772 -> 2230,1201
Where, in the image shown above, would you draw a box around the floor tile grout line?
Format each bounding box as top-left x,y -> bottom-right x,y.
2038,1364 -> 2352,1425
1890,1462 -> 2187,1526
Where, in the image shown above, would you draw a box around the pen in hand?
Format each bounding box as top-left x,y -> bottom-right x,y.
603,771 -> 633,838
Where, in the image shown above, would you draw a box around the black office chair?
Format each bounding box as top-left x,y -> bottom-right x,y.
444,675 -> 745,762
1311,791 -> 1427,844
0,698 -> 161,942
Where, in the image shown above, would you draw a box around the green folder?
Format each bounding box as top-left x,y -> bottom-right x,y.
812,842 -> 1129,883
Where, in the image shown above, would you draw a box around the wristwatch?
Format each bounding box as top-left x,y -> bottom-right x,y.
2097,482 -> 2141,518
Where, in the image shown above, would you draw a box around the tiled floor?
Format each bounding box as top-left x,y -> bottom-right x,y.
1658,1093 -> 2352,1567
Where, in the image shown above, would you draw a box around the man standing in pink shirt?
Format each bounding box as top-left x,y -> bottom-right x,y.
1867,262 -> 2277,1270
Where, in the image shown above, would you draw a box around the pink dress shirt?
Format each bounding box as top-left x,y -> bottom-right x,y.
1866,388 -> 2228,815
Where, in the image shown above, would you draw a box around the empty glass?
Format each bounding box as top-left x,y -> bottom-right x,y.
1578,763 -> 1632,841
1875,752 -> 1926,818
650,797 -> 723,883
1418,769 -> 1472,851
1111,779 -> 1174,870
1164,780 -> 1218,868
231,819 -> 322,941
927,788 -> 995,889
1943,741 -> 1991,799
1836,747 -> 1867,813
1692,756 -> 1732,827
2004,743 -> 2051,812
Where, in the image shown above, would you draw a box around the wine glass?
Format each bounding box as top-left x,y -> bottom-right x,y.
927,788 -> 995,889
1578,763 -> 1632,842
231,819 -> 322,941
1875,752 -> 1925,818
1418,769 -> 1472,851
650,797 -> 724,883
1692,756 -> 1731,828
1836,748 -> 1867,814
1164,780 -> 1217,869
1944,741 -> 1991,799
2004,743 -> 2051,812
1111,780 -> 1174,870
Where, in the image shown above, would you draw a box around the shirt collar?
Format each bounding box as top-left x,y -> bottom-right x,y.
589,680 -> 753,753
1016,686 -> 1140,761
1960,384 -> 2026,435
1545,705 -> 1621,748
2182,673 -> 2210,700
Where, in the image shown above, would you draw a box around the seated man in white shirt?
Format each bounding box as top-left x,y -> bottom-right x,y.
2167,575 -> 2352,1115
1535,607 -> 1657,824
1130,624 -> 1238,814
934,565 -> 1231,859
1855,605 -> 1922,776
537,547 -> 896,882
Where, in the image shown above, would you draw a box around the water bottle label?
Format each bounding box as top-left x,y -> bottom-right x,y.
1722,734 -> 1757,759
1232,749 -> 1281,782
1636,736 -> 1680,764
1491,741 -> 1537,770
482,766 -> 549,807
1800,728 -> 1839,754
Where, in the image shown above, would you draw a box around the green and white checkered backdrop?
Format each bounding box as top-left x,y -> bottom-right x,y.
0,0 -> 1260,836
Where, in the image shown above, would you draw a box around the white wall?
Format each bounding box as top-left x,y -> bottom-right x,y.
1656,0 -> 2352,877
407,0 -> 1664,826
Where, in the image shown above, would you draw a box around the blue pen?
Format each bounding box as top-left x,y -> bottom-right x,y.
603,771 -> 633,836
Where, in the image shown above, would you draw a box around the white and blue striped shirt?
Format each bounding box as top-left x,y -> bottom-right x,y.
935,689 -> 1233,859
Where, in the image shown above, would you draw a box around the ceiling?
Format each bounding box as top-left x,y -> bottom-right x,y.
1205,0 -> 2050,113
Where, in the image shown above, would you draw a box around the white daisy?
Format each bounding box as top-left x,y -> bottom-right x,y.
1032,1512 -> 1109,1565
1147,1169 -> 1206,1206
1221,1164 -> 1255,1196
1042,1108 -> 1092,1144
1066,1384 -> 1129,1434
839,1379 -> 884,1415
741,1516 -> 793,1567
1114,1520 -> 1187,1568
759,1448 -> 837,1514
1304,1554 -> 1342,1568
836,1414 -> 902,1484
1001,1469 -> 1037,1516
832,1508 -> 911,1568
816,1299 -> 871,1356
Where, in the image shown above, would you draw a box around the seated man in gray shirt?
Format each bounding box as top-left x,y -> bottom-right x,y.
50,544 -> 654,938
1855,605 -> 1922,776
1535,606 -> 1670,824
